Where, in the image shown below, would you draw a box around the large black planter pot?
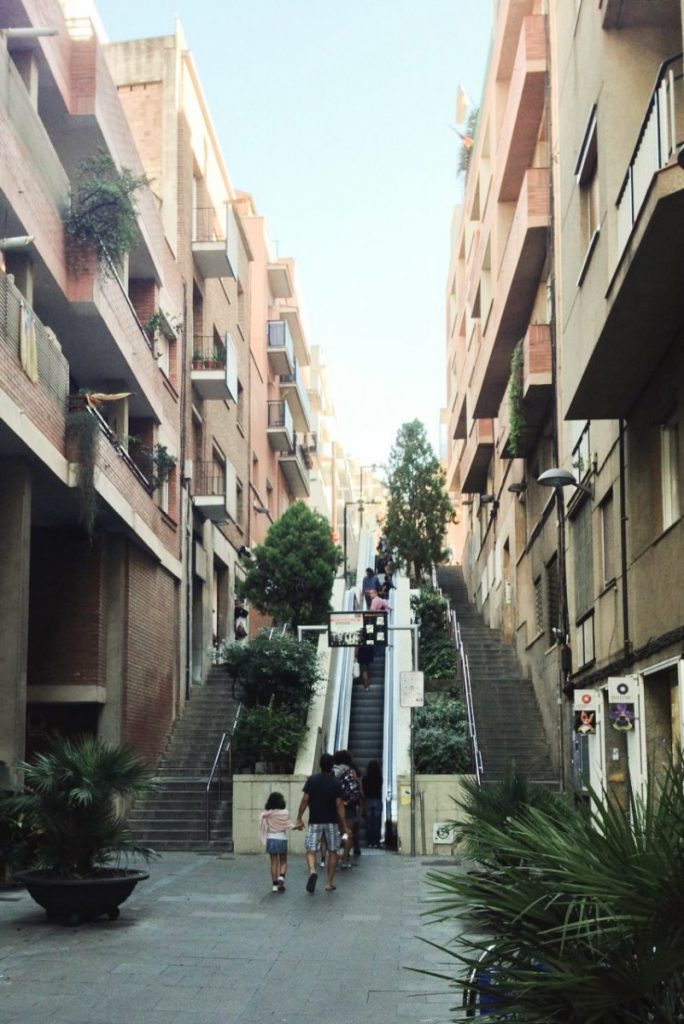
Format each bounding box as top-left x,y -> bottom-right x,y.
14,869 -> 150,925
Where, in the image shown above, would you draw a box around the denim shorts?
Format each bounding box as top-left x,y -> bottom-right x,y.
266,838 -> 288,855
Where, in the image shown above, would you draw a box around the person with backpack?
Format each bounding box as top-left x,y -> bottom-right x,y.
333,750 -> 363,867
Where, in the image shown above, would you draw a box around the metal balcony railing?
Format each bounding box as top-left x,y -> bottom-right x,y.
0,271 -> 69,410
192,206 -> 226,244
192,461 -> 226,498
192,336 -> 226,367
279,358 -> 312,423
268,400 -> 289,428
267,319 -> 294,360
616,52 -> 684,254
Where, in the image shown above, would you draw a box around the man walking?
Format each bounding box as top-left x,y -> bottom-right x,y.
296,752 -> 347,893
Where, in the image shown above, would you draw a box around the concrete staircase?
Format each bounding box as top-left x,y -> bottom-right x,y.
437,566 -> 557,786
347,648 -> 385,846
128,666 -> 240,851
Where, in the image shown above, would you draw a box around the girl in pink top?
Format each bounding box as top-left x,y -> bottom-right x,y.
259,792 -> 297,892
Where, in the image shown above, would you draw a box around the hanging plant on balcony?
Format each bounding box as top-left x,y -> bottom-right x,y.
65,150 -> 149,276
133,443 -> 176,492
66,405 -> 99,539
508,340 -> 529,457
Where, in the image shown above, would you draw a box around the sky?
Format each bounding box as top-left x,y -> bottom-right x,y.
93,0 -> 493,467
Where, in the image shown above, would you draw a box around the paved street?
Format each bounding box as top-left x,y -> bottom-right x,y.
0,851 -> 462,1024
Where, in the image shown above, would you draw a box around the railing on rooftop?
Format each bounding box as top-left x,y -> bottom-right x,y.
616,52 -> 684,255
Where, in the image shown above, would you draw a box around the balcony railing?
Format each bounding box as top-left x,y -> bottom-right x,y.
66,396 -> 152,493
279,358 -> 312,428
0,271 -> 69,411
192,461 -> 226,498
616,52 -> 684,254
192,336 -> 226,369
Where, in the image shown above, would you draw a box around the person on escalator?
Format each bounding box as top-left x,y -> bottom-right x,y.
362,760 -> 383,848
362,567 -> 381,609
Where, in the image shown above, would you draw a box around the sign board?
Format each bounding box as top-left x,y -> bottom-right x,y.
400,670 -> 425,707
328,611 -> 364,648
573,688 -> 598,734
327,611 -> 387,648
433,821 -> 457,845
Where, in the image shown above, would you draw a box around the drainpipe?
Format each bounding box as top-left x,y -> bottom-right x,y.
618,419 -> 632,665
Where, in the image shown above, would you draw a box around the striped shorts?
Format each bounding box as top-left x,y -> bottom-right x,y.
304,822 -> 341,852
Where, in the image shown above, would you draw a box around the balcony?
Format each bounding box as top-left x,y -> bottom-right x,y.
498,325 -> 551,459
472,166 -> 550,418
191,333 -> 238,403
191,460 -> 236,522
192,205 -> 239,280
297,431 -> 317,469
267,400 -> 294,452
279,359 -> 312,431
0,271 -> 70,428
459,418 -> 494,494
600,0 -> 681,29
268,260 -> 293,299
267,320 -> 295,375
279,436 -> 310,498
494,16 -> 547,202
566,54 -> 684,418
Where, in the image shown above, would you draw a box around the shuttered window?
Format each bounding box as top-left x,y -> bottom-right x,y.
573,498 -> 593,621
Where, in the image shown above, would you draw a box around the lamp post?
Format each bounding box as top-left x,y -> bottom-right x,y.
537,468 -> 592,790
343,498 -> 381,584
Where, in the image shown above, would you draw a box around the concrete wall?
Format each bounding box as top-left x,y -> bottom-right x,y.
233,774 -> 309,855
396,773 -> 476,857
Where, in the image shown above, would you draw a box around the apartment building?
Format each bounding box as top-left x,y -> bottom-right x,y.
0,0 -> 185,777
550,0 -> 684,801
445,0 -> 560,768
447,0 -> 684,794
104,27 -> 254,682
308,344 -> 356,544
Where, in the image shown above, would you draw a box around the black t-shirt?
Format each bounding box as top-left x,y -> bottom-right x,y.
363,775 -> 382,800
303,772 -> 343,824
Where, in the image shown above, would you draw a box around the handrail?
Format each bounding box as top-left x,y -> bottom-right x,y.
382,585 -> 397,846
451,610 -> 483,784
617,51 -> 683,205
205,702 -> 242,841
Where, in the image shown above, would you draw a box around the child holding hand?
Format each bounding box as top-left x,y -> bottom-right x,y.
259,792 -> 300,892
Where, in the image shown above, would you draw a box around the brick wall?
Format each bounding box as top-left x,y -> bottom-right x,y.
28,528 -> 107,687
122,545 -> 178,763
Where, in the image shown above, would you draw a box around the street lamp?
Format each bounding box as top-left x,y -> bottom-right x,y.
538,466 -> 593,790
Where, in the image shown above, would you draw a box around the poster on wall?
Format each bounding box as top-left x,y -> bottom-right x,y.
607,675 -> 638,732
328,611 -> 388,648
574,689 -> 597,734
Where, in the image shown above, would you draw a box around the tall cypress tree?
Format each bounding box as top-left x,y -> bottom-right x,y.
383,420 -> 455,582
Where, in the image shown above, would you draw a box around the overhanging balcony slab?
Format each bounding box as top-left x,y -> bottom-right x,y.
460,419 -> 494,494
495,16 -> 547,203
279,451 -> 310,497
472,167 -> 550,419
566,166 -> 684,419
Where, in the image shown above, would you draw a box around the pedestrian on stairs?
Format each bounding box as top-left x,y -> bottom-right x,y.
259,792 -> 300,893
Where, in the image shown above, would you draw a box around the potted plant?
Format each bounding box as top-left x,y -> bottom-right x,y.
1,735 -> 156,925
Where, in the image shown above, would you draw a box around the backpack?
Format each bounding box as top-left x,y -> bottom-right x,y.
340,768 -> 361,807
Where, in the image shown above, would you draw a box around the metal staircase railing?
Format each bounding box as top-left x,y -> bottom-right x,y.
451,610 -> 483,784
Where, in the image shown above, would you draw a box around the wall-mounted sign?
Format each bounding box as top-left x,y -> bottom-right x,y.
607,675 -> 638,732
433,821 -> 457,845
573,688 -> 597,734
400,670 -> 424,708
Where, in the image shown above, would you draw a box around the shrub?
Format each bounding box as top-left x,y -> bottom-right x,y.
234,702 -> 307,772
413,695 -> 471,774
421,763 -> 684,1022
412,587 -> 457,679
223,632 -> 321,715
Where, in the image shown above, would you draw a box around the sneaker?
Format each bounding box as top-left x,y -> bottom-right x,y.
339,861 -> 351,870
319,858 -> 326,869
272,884 -> 279,892
277,876 -> 286,892
306,872 -> 317,894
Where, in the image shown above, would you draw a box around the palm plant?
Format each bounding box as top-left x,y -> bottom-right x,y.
1,735 -> 156,878
419,765 -> 684,1022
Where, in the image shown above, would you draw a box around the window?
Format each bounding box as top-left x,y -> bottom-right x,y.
600,489 -> 616,586
576,106 -> 599,277
546,554 -> 559,642
534,575 -> 543,634
661,416 -> 680,530
572,497 -> 594,622
576,612 -> 595,669
236,478 -> 244,530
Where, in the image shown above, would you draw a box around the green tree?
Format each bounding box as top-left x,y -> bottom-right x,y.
239,502 -> 340,630
383,420 -> 455,581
